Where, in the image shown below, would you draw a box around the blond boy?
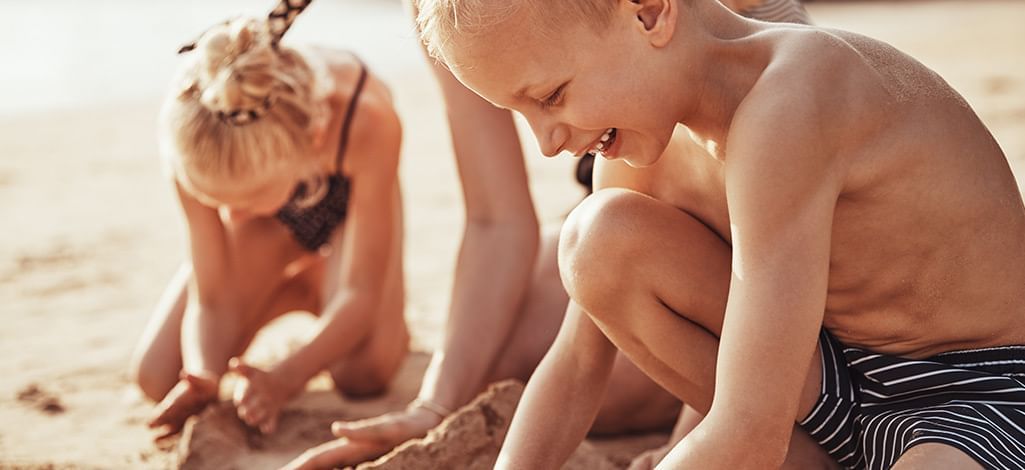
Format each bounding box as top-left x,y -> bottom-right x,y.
416,0 -> 1025,468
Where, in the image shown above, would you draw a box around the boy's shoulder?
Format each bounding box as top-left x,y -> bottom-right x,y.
726,28 -> 898,168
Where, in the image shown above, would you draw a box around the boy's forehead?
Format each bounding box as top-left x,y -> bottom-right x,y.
444,21 -> 581,103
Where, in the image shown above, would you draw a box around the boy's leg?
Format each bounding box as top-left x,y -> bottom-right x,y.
560,189 -> 830,460
891,443 -> 984,470
487,224 -> 681,433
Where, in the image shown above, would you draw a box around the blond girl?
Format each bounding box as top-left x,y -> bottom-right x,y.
130,1 -> 407,438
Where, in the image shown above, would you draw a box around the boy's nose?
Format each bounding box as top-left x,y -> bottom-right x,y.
534,121 -> 569,158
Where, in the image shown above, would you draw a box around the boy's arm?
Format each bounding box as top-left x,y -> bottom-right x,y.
661,91 -> 842,468
496,301 -> 618,469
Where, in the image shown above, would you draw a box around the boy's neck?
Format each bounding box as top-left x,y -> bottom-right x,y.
673,0 -> 770,143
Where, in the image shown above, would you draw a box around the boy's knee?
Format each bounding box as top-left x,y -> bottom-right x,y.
560,189 -> 647,309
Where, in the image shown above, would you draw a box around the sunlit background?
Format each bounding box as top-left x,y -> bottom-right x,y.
0,0 -> 1022,467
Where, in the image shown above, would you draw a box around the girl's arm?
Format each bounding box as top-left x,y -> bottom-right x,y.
148,179 -> 241,438
173,181 -> 242,379
269,84 -> 403,392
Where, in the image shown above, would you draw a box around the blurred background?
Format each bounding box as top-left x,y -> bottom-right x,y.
0,0 -> 1022,467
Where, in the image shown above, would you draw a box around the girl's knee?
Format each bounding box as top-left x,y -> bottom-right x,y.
330,365 -> 393,399
131,358 -> 178,402
330,336 -> 407,399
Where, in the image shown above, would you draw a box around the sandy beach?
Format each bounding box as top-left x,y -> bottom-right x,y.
1,0 -> 1023,468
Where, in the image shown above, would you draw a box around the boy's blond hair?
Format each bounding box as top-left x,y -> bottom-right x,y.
416,0 -> 616,63
159,16 -> 334,207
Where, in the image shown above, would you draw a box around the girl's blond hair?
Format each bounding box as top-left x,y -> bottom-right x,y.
160,16 -> 334,207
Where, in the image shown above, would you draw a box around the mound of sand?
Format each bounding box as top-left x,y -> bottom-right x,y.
178,366 -> 666,470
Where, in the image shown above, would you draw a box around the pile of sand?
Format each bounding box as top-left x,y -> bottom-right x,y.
177,357 -> 666,470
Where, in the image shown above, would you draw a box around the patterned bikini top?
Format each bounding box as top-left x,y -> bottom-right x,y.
275,59 -> 368,252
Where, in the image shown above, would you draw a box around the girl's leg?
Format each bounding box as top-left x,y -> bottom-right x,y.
560,189 -> 833,466
325,224 -> 409,399
487,225 -> 682,434
131,220 -> 321,402
131,263 -> 190,401
326,272 -> 409,399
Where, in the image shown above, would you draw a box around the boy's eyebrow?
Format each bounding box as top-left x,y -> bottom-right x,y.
513,83 -> 538,100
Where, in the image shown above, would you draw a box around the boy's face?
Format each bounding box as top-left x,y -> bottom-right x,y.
444,4 -> 683,168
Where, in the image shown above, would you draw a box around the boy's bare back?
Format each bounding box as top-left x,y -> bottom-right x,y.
732,26 -> 1025,357
605,24 -> 1025,359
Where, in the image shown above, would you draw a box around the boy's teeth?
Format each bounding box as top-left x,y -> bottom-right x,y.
594,128 -> 615,153
587,128 -> 616,155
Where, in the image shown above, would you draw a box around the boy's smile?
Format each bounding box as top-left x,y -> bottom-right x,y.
441,2 -> 685,168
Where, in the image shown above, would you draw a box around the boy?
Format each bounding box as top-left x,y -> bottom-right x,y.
416,0 -> 1025,468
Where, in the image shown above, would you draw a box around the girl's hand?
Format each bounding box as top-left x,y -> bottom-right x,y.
280,405 -> 443,470
628,444 -> 672,470
147,371 -> 219,440
229,357 -> 291,435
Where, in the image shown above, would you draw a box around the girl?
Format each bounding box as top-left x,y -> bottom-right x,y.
130,1 -> 408,439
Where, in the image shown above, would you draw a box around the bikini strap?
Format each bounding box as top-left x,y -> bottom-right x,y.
335,56 -> 369,170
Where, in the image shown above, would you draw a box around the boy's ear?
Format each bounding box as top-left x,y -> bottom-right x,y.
629,0 -> 677,48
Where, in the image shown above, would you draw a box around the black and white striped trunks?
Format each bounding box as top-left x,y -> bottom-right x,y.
799,330 -> 1025,469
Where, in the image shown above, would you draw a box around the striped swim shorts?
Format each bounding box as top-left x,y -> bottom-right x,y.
799,330 -> 1025,469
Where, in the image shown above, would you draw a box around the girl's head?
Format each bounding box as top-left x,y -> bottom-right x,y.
160,14 -> 335,216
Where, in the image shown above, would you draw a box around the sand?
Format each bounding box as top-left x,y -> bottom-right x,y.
1,1 -> 1023,468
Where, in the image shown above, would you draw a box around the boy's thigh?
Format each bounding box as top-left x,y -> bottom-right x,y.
891,443 -> 984,470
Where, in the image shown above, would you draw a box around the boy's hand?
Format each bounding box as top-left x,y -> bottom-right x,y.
229,357 -> 291,435
147,371 -> 219,440
281,406 -> 443,470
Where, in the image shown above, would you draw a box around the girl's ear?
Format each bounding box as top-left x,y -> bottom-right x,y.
630,0 -> 678,48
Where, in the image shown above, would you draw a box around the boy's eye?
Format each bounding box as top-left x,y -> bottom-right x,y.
540,84 -> 566,109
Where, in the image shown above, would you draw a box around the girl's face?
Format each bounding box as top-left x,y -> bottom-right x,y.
182,168 -> 298,220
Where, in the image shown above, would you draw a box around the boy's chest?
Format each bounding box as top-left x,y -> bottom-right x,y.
648,152 -> 732,243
